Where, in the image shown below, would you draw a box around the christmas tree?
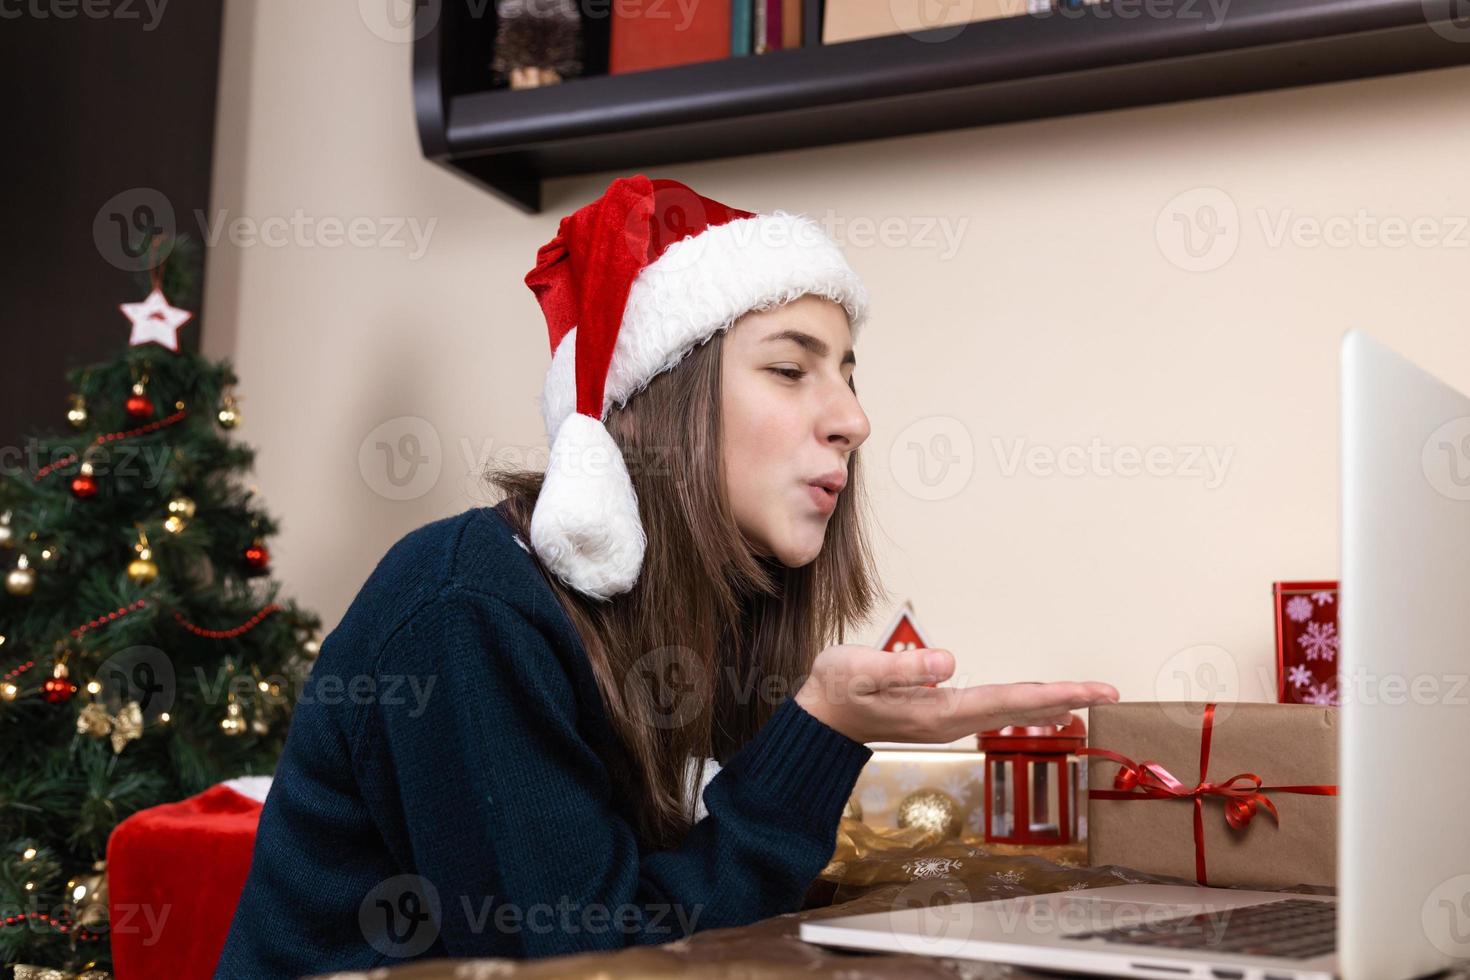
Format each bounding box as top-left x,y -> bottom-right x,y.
0,235 -> 322,978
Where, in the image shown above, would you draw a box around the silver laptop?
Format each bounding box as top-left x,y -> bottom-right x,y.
799,330 -> 1470,980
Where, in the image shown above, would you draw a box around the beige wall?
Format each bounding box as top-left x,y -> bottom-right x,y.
205,0 -> 1470,710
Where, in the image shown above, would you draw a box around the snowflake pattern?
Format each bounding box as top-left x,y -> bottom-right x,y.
1287,663 -> 1313,689
859,785 -> 888,813
989,869 -> 1025,885
1108,867 -> 1147,883
940,772 -> 974,803
1066,881 -> 1093,891
1285,595 -> 1314,623
1297,621 -> 1339,662
904,857 -> 963,879
1303,682 -> 1339,706
1312,591 -> 1336,606
895,763 -> 925,793
451,965 -> 519,980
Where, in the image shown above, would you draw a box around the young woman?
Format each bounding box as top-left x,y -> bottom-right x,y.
215,176 -> 1117,978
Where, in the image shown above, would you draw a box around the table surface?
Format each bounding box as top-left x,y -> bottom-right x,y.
302,833 -> 1464,980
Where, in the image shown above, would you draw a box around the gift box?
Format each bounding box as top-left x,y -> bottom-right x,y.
1273,580 -> 1340,705
1083,701 -> 1338,890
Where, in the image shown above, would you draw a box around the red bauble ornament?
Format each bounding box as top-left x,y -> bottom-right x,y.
243,540 -> 270,574
70,473 -> 99,499
125,392 -> 156,419
42,663 -> 77,703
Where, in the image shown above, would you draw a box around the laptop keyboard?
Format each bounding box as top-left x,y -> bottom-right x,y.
1063,897 -> 1337,959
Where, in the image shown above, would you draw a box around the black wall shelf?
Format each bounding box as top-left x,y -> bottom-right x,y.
413,0 -> 1470,214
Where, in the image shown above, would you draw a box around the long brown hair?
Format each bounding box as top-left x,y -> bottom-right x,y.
484,314 -> 887,850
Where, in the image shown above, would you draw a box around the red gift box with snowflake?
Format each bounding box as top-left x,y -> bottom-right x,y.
1273,580 -> 1339,706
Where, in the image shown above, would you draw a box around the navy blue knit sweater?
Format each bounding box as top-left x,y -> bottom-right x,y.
214,503 -> 873,977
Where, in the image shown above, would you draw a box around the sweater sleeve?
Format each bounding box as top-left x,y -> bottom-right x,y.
360,583 -> 872,960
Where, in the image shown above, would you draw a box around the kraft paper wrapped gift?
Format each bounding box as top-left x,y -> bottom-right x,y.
1084,701 -> 1338,890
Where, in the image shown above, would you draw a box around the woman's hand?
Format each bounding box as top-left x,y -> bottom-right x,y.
793,644 -> 1118,745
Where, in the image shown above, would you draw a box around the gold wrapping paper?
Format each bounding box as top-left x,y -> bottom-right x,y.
1086,701 -> 1338,890
847,749 -> 987,835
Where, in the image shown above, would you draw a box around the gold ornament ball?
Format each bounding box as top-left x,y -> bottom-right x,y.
896,788 -> 963,839
6,564 -> 36,596
127,557 -> 159,585
165,494 -> 197,533
220,700 -> 245,736
217,404 -> 241,429
842,794 -> 863,821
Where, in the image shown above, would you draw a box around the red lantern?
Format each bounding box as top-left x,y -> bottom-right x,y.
978,714 -> 1086,846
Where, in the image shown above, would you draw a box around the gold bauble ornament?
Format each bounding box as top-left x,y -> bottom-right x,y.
164,495 -> 196,534
127,557 -> 158,585
7,553 -> 36,596
66,860 -> 109,929
896,788 -> 963,839
220,699 -> 245,736
217,390 -> 242,429
66,392 -> 89,428
127,525 -> 158,584
842,794 -> 863,821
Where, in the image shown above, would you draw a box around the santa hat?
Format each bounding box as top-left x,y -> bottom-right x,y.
523,174 -> 871,601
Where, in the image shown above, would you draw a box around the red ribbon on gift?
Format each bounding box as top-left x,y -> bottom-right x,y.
1078,702 -> 1338,886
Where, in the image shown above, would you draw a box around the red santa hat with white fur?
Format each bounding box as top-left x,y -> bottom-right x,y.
523,174 -> 871,601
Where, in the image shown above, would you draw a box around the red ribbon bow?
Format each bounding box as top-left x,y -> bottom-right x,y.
1078,702 -> 1338,886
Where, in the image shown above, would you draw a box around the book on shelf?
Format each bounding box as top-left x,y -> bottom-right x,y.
607,0 -> 818,74
823,0 -> 1032,44
608,0 -> 733,74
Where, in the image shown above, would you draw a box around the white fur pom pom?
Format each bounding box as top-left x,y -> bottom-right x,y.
529,412 -> 646,600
